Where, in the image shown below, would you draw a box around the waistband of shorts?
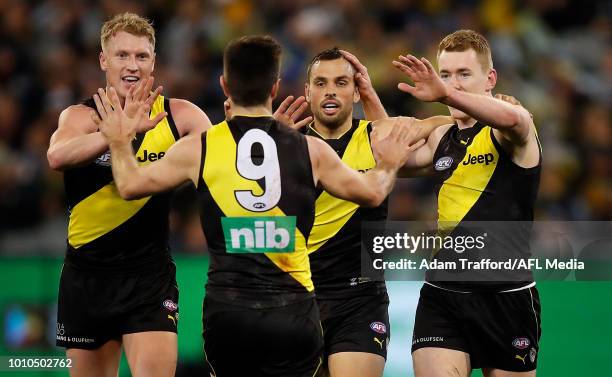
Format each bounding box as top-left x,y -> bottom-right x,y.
64,250 -> 173,274
205,285 -> 315,309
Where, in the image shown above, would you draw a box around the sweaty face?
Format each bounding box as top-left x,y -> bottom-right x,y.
306,58 -> 359,130
438,49 -> 492,122
100,31 -> 155,99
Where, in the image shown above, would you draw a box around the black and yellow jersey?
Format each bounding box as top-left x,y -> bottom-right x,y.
306,119 -> 388,299
63,95 -> 179,272
429,122 -> 541,291
197,116 -> 316,308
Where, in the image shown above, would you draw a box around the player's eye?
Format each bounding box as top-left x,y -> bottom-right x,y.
461,72 -> 471,78
337,80 -> 347,87
316,81 -> 325,87
440,73 -> 450,81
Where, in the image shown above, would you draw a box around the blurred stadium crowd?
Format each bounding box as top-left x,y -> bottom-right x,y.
0,0 -> 610,254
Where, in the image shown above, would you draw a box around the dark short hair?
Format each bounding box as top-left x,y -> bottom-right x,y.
306,47 -> 344,81
223,35 -> 282,106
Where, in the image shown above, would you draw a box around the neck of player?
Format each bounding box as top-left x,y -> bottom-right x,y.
312,115 -> 353,139
456,117 -> 478,130
229,101 -> 273,118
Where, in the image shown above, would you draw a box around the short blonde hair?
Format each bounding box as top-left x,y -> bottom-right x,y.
100,12 -> 155,51
438,29 -> 492,71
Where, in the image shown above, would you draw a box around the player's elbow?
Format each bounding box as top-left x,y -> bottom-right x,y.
46,148 -> 65,171
116,182 -> 141,201
361,189 -> 386,208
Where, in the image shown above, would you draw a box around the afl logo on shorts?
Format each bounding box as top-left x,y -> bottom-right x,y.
370,322 -> 387,334
512,337 -> 530,350
434,156 -> 453,171
163,299 -> 178,312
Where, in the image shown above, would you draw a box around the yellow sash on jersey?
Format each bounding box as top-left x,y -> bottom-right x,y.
202,121 -> 313,291
437,126 -> 499,226
68,95 -> 177,248
308,120 -> 376,253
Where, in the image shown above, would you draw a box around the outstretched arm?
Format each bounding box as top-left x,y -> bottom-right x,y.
309,119 -> 416,207
92,87 -> 200,200
393,54 -> 534,145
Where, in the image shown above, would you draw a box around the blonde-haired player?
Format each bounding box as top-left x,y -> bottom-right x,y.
48,12 -> 211,377
394,29 -> 541,377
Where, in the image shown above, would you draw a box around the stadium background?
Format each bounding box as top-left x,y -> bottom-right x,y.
0,0 -> 610,376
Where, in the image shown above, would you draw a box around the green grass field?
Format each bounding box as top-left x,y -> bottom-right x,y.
0,257 -> 609,376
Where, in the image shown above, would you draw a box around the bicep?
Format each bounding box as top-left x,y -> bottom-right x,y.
171,99 -> 212,136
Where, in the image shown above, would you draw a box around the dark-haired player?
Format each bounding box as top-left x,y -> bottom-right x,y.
91,35 -> 421,377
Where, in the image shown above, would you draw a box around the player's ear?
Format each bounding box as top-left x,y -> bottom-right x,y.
151,53 -> 156,72
219,76 -> 230,97
353,86 -> 360,104
485,68 -> 497,93
305,83 -> 310,102
99,51 -> 107,72
270,78 -> 281,99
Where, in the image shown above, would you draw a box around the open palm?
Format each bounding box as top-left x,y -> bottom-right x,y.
392,54 -> 448,102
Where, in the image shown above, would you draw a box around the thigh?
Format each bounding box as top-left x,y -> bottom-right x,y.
483,369 -> 536,377
412,347 -> 471,377
411,284 -> 469,354
465,287 -> 541,372
56,265 -> 120,350
120,261 -> 180,335
123,331 -> 177,377
203,297 -> 323,377
319,293 -> 391,359
66,340 -> 122,377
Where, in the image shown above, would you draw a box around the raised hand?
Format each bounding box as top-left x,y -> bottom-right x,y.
91,86 -> 166,145
370,117 -> 416,169
393,54 -> 448,102
340,50 -> 375,98
274,95 -> 313,130
123,77 -> 164,133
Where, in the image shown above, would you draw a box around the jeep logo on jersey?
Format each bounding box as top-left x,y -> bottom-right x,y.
434,156 -> 453,171
221,216 -> 296,253
512,337 -> 530,350
462,153 -> 494,166
370,322 -> 387,334
163,299 -> 178,311
137,149 -> 166,162
95,151 -> 111,167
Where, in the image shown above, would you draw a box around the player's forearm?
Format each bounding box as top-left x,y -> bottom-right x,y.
361,165 -> 398,207
108,141 -> 143,200
47,132 -> 109,170
414,116 -> 454,140
443,89 -> 524,130
362,90 -> 388,121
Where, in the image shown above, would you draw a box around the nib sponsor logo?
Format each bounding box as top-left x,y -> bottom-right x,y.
222,216 -> 296,253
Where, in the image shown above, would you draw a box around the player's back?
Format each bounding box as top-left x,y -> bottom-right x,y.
197,115 -> 317,308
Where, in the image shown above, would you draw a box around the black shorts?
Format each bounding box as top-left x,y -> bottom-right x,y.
56,260 -> 179,350
203,296 -> 323,377
317,292 -> 390,359
412,283 -> 541,372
